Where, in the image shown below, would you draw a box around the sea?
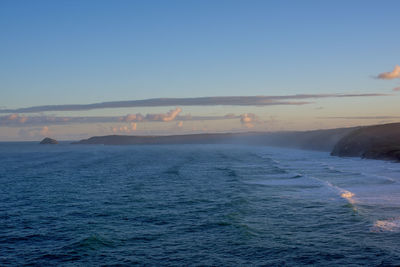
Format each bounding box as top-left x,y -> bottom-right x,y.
1,142 -> 400,266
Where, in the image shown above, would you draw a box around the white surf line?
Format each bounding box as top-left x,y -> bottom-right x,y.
307,176 -> 357,206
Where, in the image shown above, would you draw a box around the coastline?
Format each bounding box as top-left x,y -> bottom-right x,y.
72,122 -> 400,162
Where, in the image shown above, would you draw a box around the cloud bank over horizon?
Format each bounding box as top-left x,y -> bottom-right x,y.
0,94 -> 389,114
0,108 -> 248,127
0,92 -> 396,141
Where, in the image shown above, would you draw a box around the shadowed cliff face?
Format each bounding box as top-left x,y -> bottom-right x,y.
331,123 -> 400,161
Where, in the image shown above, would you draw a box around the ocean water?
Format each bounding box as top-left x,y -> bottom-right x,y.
1,143 -> 400,266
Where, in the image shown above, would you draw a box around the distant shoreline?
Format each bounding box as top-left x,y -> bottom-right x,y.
72,127 -> 355,152
73,122 -> 400,162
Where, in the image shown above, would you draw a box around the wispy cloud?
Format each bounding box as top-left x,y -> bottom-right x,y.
318,116 -> 400,120
176,114 -> 240,121
377,65 -> 400,80
0,94 -> 388,113
0,109 -> 242,127
119,108 -> 182,122
0,114 -> 117,126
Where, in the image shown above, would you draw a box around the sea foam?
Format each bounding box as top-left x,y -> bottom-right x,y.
372,217 -> 400,232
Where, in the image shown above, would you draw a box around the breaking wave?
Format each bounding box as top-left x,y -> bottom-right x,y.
372,217 -> 400,232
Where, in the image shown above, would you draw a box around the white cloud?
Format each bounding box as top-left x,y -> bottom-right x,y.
145,107 -> 182,122
4,114 -> 28,124
120,114 -> 144,122
377,65 -> 400,80
240,113 -> 259,128
120,107 -> 182,123
111,122 -> 138,134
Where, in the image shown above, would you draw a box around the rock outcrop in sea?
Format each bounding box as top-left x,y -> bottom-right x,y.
40,137 -> 58,144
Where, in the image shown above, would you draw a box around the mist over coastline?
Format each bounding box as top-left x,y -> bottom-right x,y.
73,127 -> 351,151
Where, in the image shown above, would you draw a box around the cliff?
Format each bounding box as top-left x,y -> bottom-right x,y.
331,123 -> 400,161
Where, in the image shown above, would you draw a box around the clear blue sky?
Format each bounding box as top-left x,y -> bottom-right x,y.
1,0 -> 399,140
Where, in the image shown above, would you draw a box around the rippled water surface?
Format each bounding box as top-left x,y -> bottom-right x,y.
1,143 -> 400,266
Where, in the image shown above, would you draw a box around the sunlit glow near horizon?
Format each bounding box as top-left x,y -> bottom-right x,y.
1,0 -> 400,141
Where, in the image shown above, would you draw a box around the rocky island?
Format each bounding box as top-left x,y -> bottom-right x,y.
40,137 -> 58,144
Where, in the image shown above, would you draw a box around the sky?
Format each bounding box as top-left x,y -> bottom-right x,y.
1,0 -> 400,141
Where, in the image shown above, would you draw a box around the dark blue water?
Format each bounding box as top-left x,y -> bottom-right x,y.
1,143 -> 400,266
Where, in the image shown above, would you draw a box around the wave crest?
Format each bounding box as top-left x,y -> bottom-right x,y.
372,218 -> 400,232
